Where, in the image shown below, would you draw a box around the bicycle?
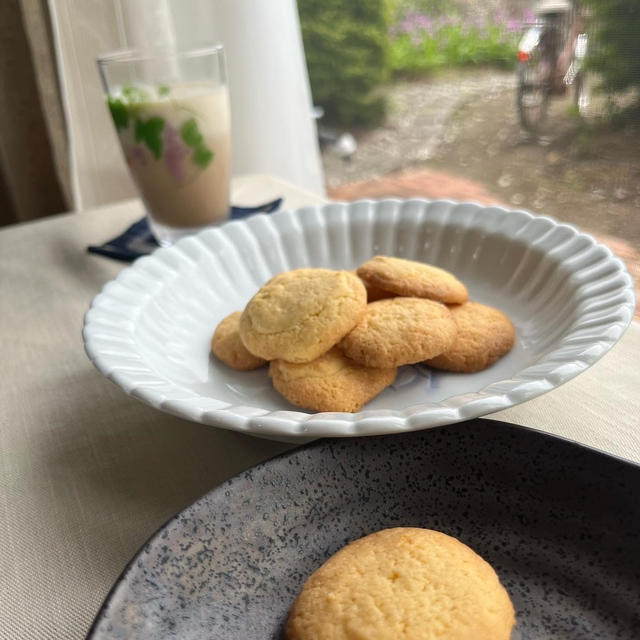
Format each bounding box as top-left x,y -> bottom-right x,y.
517,0 -> 588,133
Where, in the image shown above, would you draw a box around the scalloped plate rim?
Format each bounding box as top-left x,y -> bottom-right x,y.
82,198 -> 636,438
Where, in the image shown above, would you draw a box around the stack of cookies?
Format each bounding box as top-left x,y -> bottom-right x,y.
211,256 -> 515,412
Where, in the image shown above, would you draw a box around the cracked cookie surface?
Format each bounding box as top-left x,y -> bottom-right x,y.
269,347 -> 396,412
426,301 -> 515,372
357,255 -> 468,304
239,268 -> 367,363
285,527 -> 515,640
340,297 -> 457,368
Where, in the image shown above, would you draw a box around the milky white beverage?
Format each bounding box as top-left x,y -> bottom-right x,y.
108,83 -> 231,229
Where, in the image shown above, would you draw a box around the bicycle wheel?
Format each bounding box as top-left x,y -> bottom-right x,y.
517,52 -> 551,133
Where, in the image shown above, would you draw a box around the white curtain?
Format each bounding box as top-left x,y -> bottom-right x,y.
199,1 -> 325,196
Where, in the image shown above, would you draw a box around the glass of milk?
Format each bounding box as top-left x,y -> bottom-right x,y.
98,45 -> 231,246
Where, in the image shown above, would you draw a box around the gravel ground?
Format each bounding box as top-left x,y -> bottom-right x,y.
322,68 -> 640,249
322,71 -> 516,190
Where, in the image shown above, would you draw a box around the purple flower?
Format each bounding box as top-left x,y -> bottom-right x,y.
163,123 -> 188,181
414,15 -> 433,30
507,19 -> 521,33
395,11 -> 435,36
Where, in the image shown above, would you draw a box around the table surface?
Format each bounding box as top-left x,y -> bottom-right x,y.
1,174 -> 639,640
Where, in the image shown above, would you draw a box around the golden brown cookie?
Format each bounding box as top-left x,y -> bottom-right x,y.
239,268 -> 367,363
285,527 -> 516,640
340,297 -> 457,368
357,255 -> 468,304
426,301 -> 515,372
269,347 -> 396,413
352,269 -> 396,303
211,311 -> 266,371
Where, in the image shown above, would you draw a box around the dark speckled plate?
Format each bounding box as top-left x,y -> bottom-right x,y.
88,419 -> 640,639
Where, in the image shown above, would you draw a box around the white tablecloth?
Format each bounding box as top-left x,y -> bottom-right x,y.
1,175 -> 638,639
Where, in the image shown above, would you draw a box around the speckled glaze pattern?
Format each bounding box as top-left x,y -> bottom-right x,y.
88,420 -> 640,639
82,199 -> 636,439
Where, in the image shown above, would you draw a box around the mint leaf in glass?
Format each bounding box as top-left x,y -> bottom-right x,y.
180,118 -> 213,167
157,85 -> 171,97
122,85 -> 150,104
134,116 -> 165,159
108,97 -> 128,130
193,143 -> 214,168
180,118 -> 203,147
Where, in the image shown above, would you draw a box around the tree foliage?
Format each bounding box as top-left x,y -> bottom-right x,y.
298,0 -> 390,126
585,0 -> 640,97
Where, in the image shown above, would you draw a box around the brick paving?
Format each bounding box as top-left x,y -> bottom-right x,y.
329,167 -> 500,205
329,169 -> 640,321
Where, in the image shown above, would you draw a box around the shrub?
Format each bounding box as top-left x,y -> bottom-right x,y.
298,0 -> 390,127
389,12 -> 521,76
584,0 -> 640,100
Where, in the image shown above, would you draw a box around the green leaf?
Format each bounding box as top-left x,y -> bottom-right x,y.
134,118 -> 143,143
158,84 -> 171,97
180,118 -> 213,167
193,143 -> 214,168
134,116 -> 165,159
108,97 -> 129,130
180,118 -> 203,147
122,85 -> 150,104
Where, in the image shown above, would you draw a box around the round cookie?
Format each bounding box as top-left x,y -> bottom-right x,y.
426,301 -> 515,373
211,311 -> 266,371
352,269 -> 396,303
340,297 -> 457,368
285,527 -> 516,640
357,255 -> 468,304
239,268 -> 367,363
269,347 -> 396,413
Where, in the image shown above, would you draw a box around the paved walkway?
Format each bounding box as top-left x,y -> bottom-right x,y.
329,169 -> 640,321
322,72 -> 516,190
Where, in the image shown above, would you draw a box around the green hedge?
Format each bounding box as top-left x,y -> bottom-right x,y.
585,0 -> 640,100
298,0 -> 390,127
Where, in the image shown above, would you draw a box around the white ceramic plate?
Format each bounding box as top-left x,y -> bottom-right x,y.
83,199 -> 635,439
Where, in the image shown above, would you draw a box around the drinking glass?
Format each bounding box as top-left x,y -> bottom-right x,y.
98,45 -> 231,245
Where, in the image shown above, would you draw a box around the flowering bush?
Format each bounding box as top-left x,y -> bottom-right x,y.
390,11 -> 523,75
